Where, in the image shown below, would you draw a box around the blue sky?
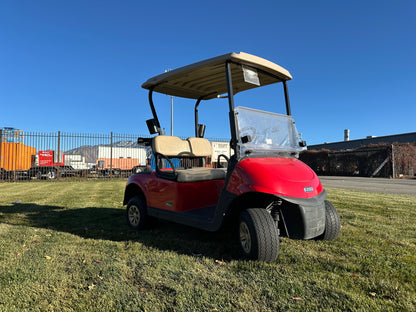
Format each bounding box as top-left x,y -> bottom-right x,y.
1,0 -> 415,145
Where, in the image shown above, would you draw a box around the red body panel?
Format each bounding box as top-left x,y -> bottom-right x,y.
128,172 -> 224,212
226,157 -> 323,198
128,157 -> 323,213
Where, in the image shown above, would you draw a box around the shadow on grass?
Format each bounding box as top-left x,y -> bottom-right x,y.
0,203 -> 241,261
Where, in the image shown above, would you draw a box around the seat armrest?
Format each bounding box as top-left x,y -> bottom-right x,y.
155,153 -> 178,180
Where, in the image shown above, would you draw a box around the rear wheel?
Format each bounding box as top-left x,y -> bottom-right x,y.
317,200 -> 340,240
36,169 -> 57,180
238,208 -> 279,262
46,170 -> 57,180
126,196 -> 150,230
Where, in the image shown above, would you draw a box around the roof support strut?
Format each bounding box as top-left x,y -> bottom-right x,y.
148,89 -> 162,135
194,98 -> 202,137
225,62 -> 239,157
283,80 -> 291,116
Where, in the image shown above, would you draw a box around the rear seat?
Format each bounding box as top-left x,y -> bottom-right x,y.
152,135 -> 227,182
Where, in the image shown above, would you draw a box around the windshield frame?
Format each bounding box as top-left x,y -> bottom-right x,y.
224,61 -> 293,159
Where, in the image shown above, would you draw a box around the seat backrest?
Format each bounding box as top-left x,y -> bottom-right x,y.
152,135 -> 191,157
152,135 -> 212,158
187,137 -> 212,157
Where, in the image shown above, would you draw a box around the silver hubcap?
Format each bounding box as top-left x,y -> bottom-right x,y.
239,221 -> 251,254
128,205 -> 140,226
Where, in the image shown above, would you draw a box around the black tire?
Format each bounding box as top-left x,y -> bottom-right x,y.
126,196 -> 150,230
317,200 -> 341,241
238,208 -> 280,262
46,169 -> 57,180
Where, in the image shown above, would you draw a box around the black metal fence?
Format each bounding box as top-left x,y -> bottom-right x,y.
0,128 -> 229,182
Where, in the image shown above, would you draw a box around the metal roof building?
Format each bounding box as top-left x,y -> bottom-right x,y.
308,132 -> 416,151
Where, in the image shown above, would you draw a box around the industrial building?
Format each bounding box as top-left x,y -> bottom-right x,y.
307,130 -> 416,151
301,130 -> 416,178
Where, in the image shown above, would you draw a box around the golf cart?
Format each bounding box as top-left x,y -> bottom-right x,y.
123,52 -> 340,261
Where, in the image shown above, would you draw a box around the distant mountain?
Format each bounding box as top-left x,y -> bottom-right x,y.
65,145 -> 99,163
111,140 -> 141,148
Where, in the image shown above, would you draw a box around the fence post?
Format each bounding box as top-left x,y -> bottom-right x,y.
110,132 -> 113,179
391,144 -> 396,179
57,131 -> 60,180
0,130 -> 3,179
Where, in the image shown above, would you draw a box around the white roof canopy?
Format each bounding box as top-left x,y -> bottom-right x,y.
142,52 -> 292,100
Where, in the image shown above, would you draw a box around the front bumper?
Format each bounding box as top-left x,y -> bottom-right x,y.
279,190 -> 326,239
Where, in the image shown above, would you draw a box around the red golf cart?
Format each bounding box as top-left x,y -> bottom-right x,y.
123,52 -> 340,261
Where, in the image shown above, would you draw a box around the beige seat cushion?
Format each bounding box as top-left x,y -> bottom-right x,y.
152,135 -> 191,157
152,136 -> 213,158
187,137 -> 212,157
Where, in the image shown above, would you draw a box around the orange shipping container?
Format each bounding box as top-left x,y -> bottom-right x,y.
96,158 -> 140,170
0,142 -> 36,171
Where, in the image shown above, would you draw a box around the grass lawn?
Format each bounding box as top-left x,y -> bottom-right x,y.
0,180 -> 415,311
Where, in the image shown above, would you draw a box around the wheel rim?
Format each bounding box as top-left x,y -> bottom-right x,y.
239,221 -> 251,254
128,205 -> 141,226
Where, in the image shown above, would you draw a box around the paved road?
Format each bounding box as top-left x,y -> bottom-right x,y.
319,176 -> 416,196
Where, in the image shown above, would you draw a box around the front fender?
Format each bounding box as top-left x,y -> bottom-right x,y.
226,157 -> 324,198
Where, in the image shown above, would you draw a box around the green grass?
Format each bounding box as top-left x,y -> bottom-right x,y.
0,180 -> 415,311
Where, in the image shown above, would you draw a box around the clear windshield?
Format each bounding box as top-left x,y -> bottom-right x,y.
236,106 -> 303,155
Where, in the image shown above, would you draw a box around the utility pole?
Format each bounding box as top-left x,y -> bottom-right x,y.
165,69 -> 173,136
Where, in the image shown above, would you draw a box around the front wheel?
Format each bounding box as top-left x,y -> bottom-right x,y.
238,208 -> 280,262
126,196 -> 150,230
317,200 -> 341,241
